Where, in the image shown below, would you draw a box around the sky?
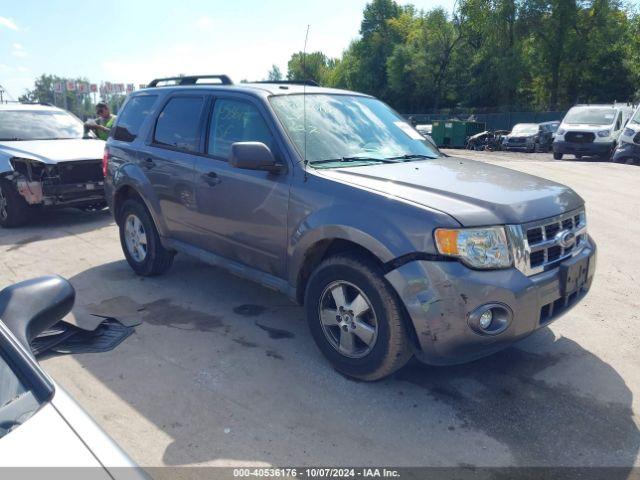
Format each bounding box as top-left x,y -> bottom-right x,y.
0,0 -> 456,100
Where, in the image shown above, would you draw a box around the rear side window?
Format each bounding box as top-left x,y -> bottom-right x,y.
113,95 -> 157,142
208,99 -> 274,159
154,96 -> 205,152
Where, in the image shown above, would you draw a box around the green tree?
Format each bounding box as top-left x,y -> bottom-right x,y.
267,64 -> 283,81
287,51 -> 336,84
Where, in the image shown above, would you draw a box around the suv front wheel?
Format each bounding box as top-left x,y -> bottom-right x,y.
305,253 -> 412,381
119,199 -> 175,276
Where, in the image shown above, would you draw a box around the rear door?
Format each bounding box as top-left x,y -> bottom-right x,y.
139,94 -> 208,243
191,95 -> 290,278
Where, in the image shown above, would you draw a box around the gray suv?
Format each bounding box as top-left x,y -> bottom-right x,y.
104,75 -> 596,381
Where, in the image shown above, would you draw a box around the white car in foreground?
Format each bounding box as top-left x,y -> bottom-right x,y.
0,276 -> 147,478
0,104 -> 106,227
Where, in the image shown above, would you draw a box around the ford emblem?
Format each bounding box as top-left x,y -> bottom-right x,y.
558,230 -> 576,248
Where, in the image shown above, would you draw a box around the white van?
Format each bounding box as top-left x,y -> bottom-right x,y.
553,103 -> 634,160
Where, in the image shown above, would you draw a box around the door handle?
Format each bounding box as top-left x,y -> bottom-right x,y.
143,157 -> 156,169
202,171 -> 220,186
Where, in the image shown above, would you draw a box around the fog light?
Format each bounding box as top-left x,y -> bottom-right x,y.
467,303 -> 513,336
479,310 -> 493,329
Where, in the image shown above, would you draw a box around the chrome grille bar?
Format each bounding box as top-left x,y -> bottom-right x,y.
507,208 -> 587,276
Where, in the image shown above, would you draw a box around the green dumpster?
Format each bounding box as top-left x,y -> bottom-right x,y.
431,120 -> 486,148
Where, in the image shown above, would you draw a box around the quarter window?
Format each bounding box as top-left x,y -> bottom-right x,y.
113,95 -> 157,142
207,99 -> 274,159
154,96 -> 205,152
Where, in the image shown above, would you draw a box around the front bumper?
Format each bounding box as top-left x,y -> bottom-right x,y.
612,142 -> 640,163
553,140 -> 614,157
41,182 -> 105,207
385,236 -> 596,365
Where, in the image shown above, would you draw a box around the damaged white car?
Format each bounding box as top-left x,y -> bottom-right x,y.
0,103 -> 106,228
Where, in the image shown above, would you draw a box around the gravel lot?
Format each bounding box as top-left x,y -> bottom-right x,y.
1,149 -> 639,471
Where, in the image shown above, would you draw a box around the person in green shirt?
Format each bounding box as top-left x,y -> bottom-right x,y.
85,102 -> 116,140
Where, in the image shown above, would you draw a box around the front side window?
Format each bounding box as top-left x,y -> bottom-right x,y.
207,99 -> 274,159
270,94 -> 440,168
114,95 -> 157,142
154,96 -> 205,152
564,107 -> 615,126
0,109 -> 84,141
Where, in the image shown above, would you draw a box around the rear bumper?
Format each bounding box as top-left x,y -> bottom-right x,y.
385,236 -> 596,365
553,140 -> 614,157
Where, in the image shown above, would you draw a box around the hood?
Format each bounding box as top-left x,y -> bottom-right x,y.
0,139 -> 105,164
562,123 -> 613,132
316,157 -> 583,226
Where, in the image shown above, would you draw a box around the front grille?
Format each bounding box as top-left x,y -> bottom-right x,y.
57,160 -> 103,184
509,137 -> 526,144
509,208 -> 588,276
565,131 -> 595,143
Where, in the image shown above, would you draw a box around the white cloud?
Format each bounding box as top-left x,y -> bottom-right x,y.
195,16 -> 214,29
0,16 -> 18,30
11,43 -> 27,58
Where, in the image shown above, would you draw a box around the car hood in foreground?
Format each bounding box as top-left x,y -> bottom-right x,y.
316,157 -> 583,226
0,139 -> 105,164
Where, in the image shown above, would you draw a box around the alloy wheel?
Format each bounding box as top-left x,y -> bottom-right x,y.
318,280 -> 378,358
124,213 -> 148,262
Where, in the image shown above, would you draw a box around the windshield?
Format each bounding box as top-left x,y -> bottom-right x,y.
270,94 -> 441,167
564,107 -> 615,126
631,108 -> 640,125
511,124 -> 538,135
0,109 -> 85,141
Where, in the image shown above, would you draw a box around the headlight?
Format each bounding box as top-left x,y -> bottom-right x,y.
557,128 -> 566,135
434,226 -> 512,269
623,127 -> 635,137
597,129 -> 610,138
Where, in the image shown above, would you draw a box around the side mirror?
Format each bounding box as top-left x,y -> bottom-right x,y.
0,276 -> 75,356
229,142 -> 282,173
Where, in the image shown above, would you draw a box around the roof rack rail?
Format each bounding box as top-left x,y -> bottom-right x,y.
251,80 -> 319,87
147,75 -> 233,88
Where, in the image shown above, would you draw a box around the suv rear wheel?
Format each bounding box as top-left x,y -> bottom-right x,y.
553,152 -> 563,160
119,199 -> 175,276
0,178 -> 31,228
305,253 -> 412,381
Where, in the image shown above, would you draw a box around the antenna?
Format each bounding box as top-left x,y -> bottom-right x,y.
303,24 -> 310,181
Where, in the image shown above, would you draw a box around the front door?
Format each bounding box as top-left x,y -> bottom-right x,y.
192,96 -> 290,278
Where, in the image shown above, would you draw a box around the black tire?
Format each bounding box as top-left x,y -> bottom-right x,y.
304,253 -> 412,381
553,152 -> 563,160
118,199 -> 174,276
0,178 -> 31,228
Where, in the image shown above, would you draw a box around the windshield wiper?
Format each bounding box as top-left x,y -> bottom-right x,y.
0,137 -> 23,141
385,154 -> 437,161
311,156 -> 402,165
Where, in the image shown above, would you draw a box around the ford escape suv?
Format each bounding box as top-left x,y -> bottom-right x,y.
104,75 -> 597,381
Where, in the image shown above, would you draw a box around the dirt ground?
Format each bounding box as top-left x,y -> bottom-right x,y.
1,149 -> 639,471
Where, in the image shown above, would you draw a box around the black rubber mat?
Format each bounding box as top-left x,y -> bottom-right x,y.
32,318 -> 134,357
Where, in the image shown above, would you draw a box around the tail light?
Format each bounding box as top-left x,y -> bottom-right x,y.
102,148 -> 110,177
